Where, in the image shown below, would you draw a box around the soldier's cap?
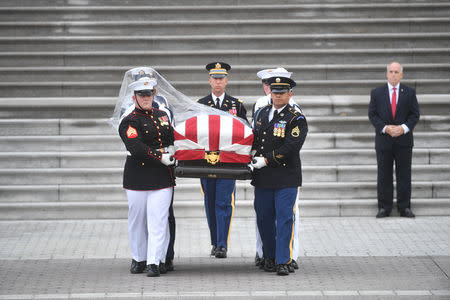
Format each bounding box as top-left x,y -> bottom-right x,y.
206,62 -> 231,78
130,67 -> 155,81
129,77 -> 157,92
267,76 -> 296,93
257,67 -> 292,84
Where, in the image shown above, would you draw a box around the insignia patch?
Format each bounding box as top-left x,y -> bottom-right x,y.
276,77 -> 281,83
276,154 -> 284,159
216,63 -> 221,69
291,126 -> 300,137
126,125 -> 138,139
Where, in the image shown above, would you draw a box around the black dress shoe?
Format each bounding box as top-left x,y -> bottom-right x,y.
287,263 -> 295,273
290,259 -> 299,270
276,264 -> 289,276
215,246 -> 227,258
376,208 -> 389,218
165,259 -> 174,272
400,208 -> 415,218
147,264 -> 160,277
264,258 -> 276,272
259,258 -> 265,270
210,245 -> 217,256
159,262 -> 167,274
130,259 -> 146,274
255,253 -> 262,266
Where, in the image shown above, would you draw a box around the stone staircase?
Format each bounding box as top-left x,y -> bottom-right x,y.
0,1 -> 449,219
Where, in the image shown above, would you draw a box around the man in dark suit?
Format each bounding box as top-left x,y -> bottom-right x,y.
368,62 -> 420,218
197,62 -> 248,258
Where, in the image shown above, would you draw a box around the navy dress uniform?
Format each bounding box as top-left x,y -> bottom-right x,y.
196,62 -> 248,258
119,77 -> 176,277
251,76 -> 308,276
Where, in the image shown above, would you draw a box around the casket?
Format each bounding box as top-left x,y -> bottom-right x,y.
173,114 -> 253,179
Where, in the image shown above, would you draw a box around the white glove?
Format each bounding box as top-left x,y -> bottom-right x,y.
161,153 -> 175,166
251,157 -> 267,169
167,145 -> 175,156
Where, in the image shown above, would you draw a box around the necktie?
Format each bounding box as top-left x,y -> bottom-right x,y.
215,98 -> 220,109
391,87 -> 397,119
270,110 -> 278,122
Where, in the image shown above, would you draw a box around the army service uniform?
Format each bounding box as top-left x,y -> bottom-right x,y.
196,93 -> 248,253
252,103 -> 307,266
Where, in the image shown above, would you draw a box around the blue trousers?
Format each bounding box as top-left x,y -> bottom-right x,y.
200,178 -> 236,249
254,187 -> 297,265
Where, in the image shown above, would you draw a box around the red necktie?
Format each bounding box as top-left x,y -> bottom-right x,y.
391,87 -> 397,119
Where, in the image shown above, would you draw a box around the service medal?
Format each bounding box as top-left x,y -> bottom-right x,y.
158,116 -> 169,126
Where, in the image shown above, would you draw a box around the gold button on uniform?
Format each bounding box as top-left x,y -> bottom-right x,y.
263,132 -> 266,135
262,139 -> 265,142
141,162 -> 145,166
145,130 -> 149,133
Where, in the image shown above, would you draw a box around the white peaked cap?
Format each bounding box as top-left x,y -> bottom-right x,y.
128,77 -> 157,91
256,67 -> 292,79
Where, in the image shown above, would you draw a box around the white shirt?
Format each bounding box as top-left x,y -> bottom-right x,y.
268,105 -> 287,122
211,93 -> 225,107
382,83 -> 410,134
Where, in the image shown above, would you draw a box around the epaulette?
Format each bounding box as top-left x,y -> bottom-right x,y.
288,106 -> 305,123
237,99 -> 243,103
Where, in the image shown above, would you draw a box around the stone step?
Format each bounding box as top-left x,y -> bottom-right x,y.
2,18 -> 449,36
1,33 -> 449,51
1,149 -> 449,169
1,132 -> 449,151
1,95 -> 448,118
1,79 -> 449,97
0,197 -> 449,219
1,63 -> 449,82
1,4 -> 449,21
1,0 -> 445,7
0,116 -> 447,136
0,165 -> 448,185
2,48 -> 448,67
0,181 -> 448,203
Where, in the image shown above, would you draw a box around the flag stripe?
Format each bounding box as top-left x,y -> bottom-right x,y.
209,115 -> 220,151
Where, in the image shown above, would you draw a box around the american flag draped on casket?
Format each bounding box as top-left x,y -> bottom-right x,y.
173,114 -> 254,179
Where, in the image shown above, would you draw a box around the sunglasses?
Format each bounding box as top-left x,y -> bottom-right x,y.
135,90 -> 154,96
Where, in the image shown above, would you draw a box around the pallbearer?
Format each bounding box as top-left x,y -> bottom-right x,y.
119,76 -> 176,277
251,76 -> 308,276
196,62 -> 248,258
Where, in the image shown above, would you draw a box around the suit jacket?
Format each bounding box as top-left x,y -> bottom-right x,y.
368,83 -> 420,150
197,93 -> 248,124
251,104 -> 308,189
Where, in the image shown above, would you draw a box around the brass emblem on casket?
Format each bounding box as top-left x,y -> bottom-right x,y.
205,151 -> 220,165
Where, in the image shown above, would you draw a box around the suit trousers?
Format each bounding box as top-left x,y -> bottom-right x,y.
376,145 -> 412,212
126,187 -> 173,265
255,191 -> 300,260
254,187 -> 297,265
200,178 -> 236,249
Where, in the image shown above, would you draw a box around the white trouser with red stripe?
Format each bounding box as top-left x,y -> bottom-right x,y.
126,187 -> 173,265
256,193 -> 300,260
